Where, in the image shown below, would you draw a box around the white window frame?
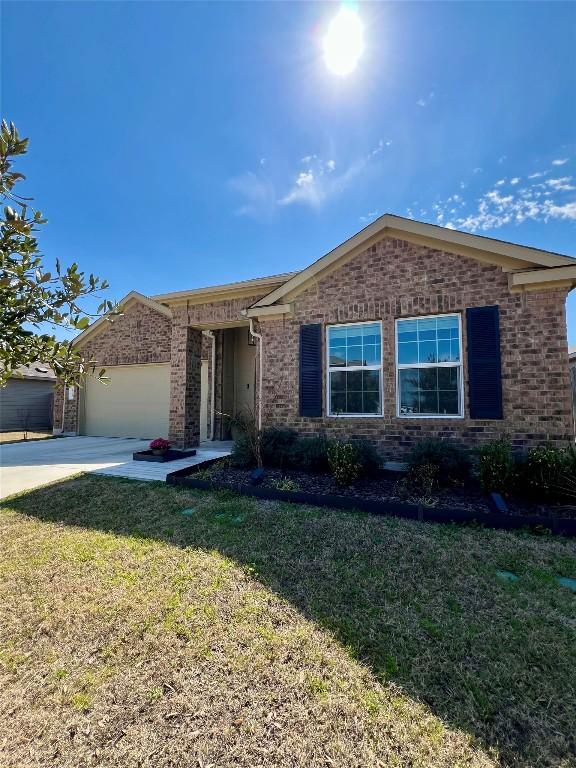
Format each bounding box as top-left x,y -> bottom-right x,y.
395,312 -> 464,419
326,320 -> 384,418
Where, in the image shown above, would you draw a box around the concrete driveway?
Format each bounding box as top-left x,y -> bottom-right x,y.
0,436 -> 149,499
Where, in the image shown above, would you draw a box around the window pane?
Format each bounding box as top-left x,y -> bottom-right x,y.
399,369 -> 420,414
398,342 -> 418,364
437,367 -> 458,390
399,366 -> 460,415
420,389 -> 439,413
346,391 -> 363,413
347,345 -> 363,366
363,389 -> 381,414
363,343 -> 380,365
330,392 -> 346,414
450,338 -> 460,362
437,339 -> 452,363
439,389 -> 459,415
329,347 -> 346,366
419,368 -> 438,391
329,327 -> 347,343
362,323 -> 381,338
397,319 -> 418,343
346,370 -> 363,391
330,371 -> 346,391
363,370 -> 380,391
418,340 -> 437,364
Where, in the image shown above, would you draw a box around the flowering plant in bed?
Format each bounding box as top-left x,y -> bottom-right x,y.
149,438 -> 171,456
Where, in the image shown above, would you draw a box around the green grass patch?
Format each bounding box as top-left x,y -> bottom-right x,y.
0,475 -> 575,767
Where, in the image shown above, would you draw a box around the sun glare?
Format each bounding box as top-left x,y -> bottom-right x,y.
323,6 -> 365,76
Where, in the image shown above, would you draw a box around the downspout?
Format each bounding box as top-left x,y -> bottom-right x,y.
202,330 -> 216,440
248,319 -> 263,432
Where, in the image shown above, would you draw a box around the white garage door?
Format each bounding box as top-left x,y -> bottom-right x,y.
82,364 -> 170,439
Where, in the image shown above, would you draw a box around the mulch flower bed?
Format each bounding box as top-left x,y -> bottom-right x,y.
186,461 -> 576,521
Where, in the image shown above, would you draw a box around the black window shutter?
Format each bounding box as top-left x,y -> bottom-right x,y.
299,323 -> 322,417
466,305 -> 503,419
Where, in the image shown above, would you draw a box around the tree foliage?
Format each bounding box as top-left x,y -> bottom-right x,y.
0,120 -> 116,386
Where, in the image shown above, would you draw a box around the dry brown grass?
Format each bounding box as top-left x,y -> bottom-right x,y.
0,431 -> 55,444
1,475 -> 575,767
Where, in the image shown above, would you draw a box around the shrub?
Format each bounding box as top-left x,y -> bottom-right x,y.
230,433 -> 255,468
396,463 -> 439,505
270,476 -> 300,492
407,438 -> 470,485
260,427 -> 298,468
521,444 -> 567,500
557,445 -> 576,500
352,439 -> 381,476
291,436 -> 331,473
476,437 -> 515,494
327,441 -> 363,487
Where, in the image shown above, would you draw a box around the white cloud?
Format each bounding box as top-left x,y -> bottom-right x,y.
326,159 -> 336,172
546,176 -> 575,191
473,167 -> 483,174
552,158 -> 569,166
528,171 -> 547,179
417,91 -> 435,108
429,166 -> 576,231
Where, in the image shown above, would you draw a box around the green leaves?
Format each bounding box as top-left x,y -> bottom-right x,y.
0,120 -> 112,387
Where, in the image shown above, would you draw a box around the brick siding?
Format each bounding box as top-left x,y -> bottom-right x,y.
259,237 -> 573,457
54,239 -> 573,455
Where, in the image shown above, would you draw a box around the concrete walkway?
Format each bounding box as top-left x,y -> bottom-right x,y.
0,436 -> 232,499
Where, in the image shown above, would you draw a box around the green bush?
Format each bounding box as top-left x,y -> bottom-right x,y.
396,463 -> 439,505
230,434 -> 255,468
352,439 -> 381,475
476,437 -> 515,494
260,427 -> 298,468
327,441 -> 363,487
290,436 -> 331,473
523,444 -> 566,499
407,438 -> 471,485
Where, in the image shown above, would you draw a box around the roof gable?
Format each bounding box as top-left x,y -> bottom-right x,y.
72,291 -> 171,348
250,214 -> 576,308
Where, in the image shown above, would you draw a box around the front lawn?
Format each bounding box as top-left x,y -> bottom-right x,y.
1,476 -> 575,768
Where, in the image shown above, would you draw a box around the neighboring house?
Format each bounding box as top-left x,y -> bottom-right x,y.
53,214 -> 576,456
1,364 -> 56,432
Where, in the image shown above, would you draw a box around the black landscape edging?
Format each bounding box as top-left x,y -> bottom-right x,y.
165,469 -> 576,537
134,449 -> 197,463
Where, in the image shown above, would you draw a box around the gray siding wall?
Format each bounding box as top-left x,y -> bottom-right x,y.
0,379 -> 55,431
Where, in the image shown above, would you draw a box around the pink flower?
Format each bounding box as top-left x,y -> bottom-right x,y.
149,438 -> 171,450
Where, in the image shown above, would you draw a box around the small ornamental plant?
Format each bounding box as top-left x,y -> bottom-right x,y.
149,438 -> 171,455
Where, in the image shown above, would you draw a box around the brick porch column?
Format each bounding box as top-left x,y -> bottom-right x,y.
169,324 -> 202,447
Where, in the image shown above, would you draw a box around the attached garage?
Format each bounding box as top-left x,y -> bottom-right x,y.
81,363 -> 170,439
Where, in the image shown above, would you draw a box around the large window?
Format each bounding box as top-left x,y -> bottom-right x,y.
327,321 -> 383,416
396,314 -> 463,417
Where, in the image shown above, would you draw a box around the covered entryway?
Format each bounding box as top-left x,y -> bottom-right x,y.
81,363 -> 170,439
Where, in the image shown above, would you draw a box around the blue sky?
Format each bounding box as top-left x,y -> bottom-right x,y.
2,1 -> 575,344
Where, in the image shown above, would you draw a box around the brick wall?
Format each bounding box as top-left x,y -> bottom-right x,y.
259,237 -> 573,457
53,301 -> 173,433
